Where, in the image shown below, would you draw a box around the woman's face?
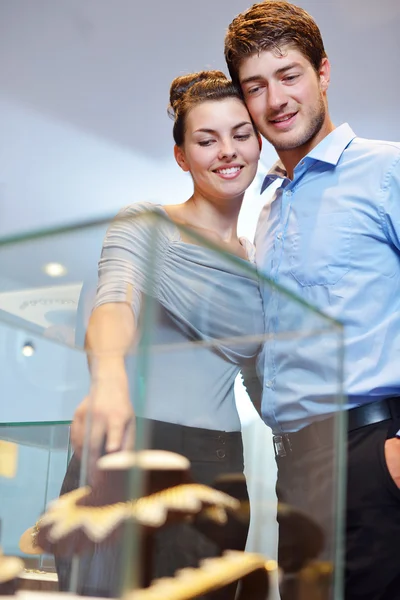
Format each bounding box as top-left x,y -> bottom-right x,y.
175,98 -> 260,202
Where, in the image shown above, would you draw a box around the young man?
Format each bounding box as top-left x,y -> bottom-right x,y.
225,2 -> 400,599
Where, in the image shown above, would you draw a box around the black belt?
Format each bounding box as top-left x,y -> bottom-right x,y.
273,396 -> 400,458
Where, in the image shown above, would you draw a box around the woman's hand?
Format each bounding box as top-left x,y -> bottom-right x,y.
72,302 -> 137,478
71,371 -> 135,476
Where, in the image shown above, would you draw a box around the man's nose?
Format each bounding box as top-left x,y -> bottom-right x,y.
267,82 -> 288,112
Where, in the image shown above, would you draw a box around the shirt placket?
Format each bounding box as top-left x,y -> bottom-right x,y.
263,179 -> 293,431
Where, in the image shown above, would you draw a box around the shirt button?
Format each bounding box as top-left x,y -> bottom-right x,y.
277,233 -> 282,240
285,190 -> 292,196
266,380 -> 273,388
216,449 -> 226,459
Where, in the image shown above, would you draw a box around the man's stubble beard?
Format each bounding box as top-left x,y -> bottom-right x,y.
263,96 -> 326,152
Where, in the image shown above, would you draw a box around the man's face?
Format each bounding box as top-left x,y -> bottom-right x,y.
238,47 -> 330,154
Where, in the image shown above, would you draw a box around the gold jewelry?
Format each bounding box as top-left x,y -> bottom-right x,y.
40,484 -> 240,543
19,518 -> 45,555
123,550 -> 272,600
31,518 -> 42,548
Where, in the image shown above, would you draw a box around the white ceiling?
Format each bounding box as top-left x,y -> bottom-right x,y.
1,0 -> 399,160
0,0 -> 399,296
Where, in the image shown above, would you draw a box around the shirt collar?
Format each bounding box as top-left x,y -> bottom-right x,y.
260,123 -> 357,194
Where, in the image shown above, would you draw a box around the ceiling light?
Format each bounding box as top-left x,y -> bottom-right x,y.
42,262 -> 67,277
22,342 -> 35,357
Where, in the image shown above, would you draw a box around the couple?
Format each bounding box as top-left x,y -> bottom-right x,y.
69,2 -> 400,600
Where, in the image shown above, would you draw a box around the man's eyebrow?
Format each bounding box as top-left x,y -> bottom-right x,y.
193,121 -> 252,134
240,74 -> 263,86
240,62 -> 302,85
275,62 -> 302,75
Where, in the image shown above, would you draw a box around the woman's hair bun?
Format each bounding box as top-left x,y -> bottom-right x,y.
169,70 -> 228,118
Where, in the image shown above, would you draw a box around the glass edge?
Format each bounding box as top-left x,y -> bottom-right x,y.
0,207 -> 343,329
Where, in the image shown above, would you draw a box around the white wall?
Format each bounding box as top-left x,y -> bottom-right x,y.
0,0 -> 398,237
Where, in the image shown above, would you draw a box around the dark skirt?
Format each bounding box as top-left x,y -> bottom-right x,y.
56,419 -> 249,598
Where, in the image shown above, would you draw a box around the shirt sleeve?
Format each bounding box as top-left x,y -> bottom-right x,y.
379,148 -> 400,251
94,202 -> 164,321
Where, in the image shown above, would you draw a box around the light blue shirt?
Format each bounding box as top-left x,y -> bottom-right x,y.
256,123 -> 400,433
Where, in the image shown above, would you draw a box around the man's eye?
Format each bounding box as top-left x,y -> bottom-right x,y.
247,86 -> 260,95
283,75 -> 299,83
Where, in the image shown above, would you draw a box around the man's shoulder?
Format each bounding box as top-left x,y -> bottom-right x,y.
349,136 -> 400,163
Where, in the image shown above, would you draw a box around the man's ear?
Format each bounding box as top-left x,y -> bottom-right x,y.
174,144 -> 190,172
319,57 -> 331,92
257,133 -> 263,152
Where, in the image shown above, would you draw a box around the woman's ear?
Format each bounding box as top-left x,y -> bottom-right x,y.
174,144 -> 190,172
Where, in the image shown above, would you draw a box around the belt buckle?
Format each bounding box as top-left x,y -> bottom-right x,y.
273,434 -> 292,457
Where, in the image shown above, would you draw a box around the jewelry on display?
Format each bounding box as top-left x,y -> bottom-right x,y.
123,550 -> 274,600
97,450 -> 190,472
19,518 -> 45,555
39,483 -> 240,544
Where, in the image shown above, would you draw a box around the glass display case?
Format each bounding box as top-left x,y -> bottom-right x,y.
0,207 -> 344,599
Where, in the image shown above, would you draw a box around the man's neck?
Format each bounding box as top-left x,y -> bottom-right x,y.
277,119 -> 335,180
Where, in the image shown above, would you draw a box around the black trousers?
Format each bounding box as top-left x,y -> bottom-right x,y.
57,419 -> 248,598
276,417 -> 400,600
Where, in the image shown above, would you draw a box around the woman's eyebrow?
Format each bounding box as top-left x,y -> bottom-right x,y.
194,121 -> 252,134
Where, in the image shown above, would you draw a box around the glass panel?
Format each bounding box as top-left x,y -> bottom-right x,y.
0,207 -> 344,599
0,420 -> 72,576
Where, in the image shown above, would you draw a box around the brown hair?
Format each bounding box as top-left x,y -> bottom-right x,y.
168,70 -> 245,146
224,1 -> 327,86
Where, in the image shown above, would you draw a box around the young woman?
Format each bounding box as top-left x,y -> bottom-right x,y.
59,70 -> 263,597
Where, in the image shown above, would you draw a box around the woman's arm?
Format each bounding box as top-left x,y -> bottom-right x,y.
71,302 -> 136,463
71,203 -> 160,469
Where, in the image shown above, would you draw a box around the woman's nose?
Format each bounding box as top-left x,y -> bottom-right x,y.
218,140 -> 237,160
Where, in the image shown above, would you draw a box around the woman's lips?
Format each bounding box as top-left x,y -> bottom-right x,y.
213,166 -> 243,179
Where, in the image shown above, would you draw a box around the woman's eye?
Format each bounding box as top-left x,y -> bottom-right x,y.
234,134 -> 251,141
198,140 -> 214,147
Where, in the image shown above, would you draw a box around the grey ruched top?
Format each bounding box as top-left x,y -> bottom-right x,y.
95,202 -> 264,431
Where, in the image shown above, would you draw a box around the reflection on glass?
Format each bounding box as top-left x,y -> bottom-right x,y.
0,209 -> 343,598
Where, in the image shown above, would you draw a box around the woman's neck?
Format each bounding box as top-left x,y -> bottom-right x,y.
166,193 -> 244,244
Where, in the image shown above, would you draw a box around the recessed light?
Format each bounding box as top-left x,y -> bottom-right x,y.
22,342 -> 35,357
42,262 -> 67,277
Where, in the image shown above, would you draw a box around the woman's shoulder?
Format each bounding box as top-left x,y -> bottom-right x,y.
116,201 -> 164,219
110,202 -> 177,240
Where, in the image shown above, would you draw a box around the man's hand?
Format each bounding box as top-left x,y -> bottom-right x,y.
71,372 -> 135,477
384,437 -> 400,489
